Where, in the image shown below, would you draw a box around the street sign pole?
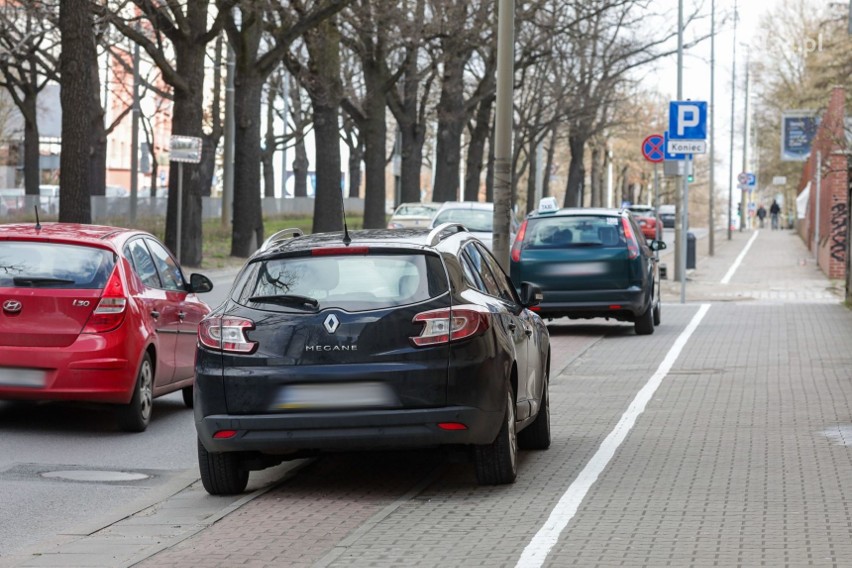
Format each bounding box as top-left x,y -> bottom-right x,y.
169,135 -> 203,264
176,162 -> 183,263
680,168 -> 689,304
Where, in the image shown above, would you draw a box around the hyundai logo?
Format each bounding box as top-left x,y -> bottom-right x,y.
3,299 -> 22,314
323,314 -> 340,334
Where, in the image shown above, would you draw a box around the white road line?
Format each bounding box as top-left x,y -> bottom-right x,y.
515,304 -> 712,568
720,230 -> 760,284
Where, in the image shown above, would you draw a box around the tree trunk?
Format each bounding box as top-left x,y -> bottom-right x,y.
361,61 -> 387,228
389,47 -> 426,205
22,93 -> 39,196
306,19 -> 343,233
262,83 -> 276,198
230,41 -> 265,257
525,137 -> 537,215
485,124 -> 495,203
564,134 -> 586,208
159,2 -> 211,266
348,141 -> 362,198
432,53 -> 465,202
58,0 -> 96,223
293,134 -> 308,197
464,95 -> 493,202
89,117 -> 106,197
590,144 -> 601,208
543,127 -> 557,199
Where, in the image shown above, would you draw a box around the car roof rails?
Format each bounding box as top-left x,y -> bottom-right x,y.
259,228 -> 304,252
427,223 -> 468,246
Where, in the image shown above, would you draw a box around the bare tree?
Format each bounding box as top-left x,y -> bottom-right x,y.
0,0 -> 59,196
99,0 -> 237,265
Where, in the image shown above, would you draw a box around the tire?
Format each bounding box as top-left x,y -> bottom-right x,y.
198,438 -> 249,495
118,353 -> 154,432
182,385 -> 194,408
474,388 -> 518,485
634,303 -> 655,335
653,299 -> 661,327
518,375 -> 550,450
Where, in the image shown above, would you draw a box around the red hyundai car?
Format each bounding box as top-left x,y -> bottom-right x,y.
0,223 -> 213,431
627,205 -> 662,240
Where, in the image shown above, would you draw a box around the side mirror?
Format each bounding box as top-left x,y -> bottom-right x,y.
190,273 -> 214,293
519,282 -> 543,308
649,240 -> 667,252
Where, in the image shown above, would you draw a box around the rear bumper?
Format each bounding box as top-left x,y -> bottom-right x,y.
196,406 -> 504,454
0,332 -> 139,404
532,286 -> 647,320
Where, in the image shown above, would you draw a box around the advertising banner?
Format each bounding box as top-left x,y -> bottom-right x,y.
781,111 -> 819,161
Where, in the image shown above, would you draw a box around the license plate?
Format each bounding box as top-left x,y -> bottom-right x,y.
274,382 -> 397,410
0,367 -> 46,388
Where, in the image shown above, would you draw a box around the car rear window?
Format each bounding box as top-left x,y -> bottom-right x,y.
233,253 -> 449,312
523,215 -> 626,249
433,208 -> 493,232
0,241 -> 116,289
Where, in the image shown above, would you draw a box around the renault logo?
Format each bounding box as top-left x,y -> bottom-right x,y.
323,314 -> 340,334
3,299 -> 22,314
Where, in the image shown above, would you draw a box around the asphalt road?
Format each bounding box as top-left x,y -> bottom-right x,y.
0,269 -> 239,558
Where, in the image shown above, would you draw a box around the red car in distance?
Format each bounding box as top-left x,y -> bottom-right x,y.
627,205 -> 662,240
0,223 -> 213,431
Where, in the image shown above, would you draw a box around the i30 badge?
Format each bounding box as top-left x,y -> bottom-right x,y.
323,314 -> 340,334
3,299 -> 22,314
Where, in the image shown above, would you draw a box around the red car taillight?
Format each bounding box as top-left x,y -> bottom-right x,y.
511,220 -> 528,262
621,217 -> 640,260
410,305 -> 491,347
82,266 -> 127,333
198,316 -> 257,354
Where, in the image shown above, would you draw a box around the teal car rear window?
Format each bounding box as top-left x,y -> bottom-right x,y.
523,216 -> 625,249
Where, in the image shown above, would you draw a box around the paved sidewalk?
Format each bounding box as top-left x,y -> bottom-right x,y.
4,227 -> 850,567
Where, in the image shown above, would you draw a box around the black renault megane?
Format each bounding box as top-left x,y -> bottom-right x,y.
194,225 -> 551,494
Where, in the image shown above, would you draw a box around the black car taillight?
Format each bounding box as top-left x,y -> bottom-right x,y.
198,316 -> 257,354
410,305 -> 490,347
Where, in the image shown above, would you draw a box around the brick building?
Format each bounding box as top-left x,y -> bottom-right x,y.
797,87 -> 849,282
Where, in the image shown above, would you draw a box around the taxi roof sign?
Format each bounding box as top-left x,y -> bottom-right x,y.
537,197 -> 559,214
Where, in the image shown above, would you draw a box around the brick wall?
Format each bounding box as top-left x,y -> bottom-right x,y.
797,87 -> 848,280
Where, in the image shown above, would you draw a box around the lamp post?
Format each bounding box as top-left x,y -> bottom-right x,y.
492,0 -> 514,269
727,0 -> 738,240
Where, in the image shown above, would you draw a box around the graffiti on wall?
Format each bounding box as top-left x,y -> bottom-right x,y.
830,201 -> 847,262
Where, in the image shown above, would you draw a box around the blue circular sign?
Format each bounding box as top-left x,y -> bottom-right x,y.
642,134 -> 665,163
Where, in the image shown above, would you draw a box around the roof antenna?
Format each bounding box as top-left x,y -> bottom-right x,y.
341,199 -> 351,245
34,206 -> 41,231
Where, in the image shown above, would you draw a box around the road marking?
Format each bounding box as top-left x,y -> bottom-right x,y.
720,230 -> 759,284
515,304 -> 711,568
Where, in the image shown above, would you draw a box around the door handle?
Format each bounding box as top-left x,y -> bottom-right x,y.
150,310 -> 160,319
524,327 -> 533,337
508,322 -> 517,331
178,311 -> 186,320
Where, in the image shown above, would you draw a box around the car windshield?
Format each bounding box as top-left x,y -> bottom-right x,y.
433,208 -> 493,232
0,242 -> 116,289
233,253 -> 449,312
523,215 -> 625,248
393,204 -> 438,217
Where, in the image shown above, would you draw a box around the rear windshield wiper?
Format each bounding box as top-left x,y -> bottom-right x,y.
248,294 -> 319,309
12,277 -> 76,287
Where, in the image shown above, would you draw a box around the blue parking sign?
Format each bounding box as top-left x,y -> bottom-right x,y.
669,101 -> 708,140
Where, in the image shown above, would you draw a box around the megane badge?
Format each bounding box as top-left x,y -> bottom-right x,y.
323,314 -> 340,334
3,300 -> 22,314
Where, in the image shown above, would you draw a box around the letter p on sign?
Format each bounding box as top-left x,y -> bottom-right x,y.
669,101 -> 708,140
677,105 -> 700,136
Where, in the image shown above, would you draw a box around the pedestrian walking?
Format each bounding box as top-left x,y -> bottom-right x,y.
770,199 -> 781,230
756,204 -> 767,228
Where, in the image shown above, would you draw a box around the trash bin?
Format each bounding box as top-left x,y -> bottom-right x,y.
686,232 -> 696,269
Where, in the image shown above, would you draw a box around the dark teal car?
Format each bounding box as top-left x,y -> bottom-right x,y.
509,207 -> 666,335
